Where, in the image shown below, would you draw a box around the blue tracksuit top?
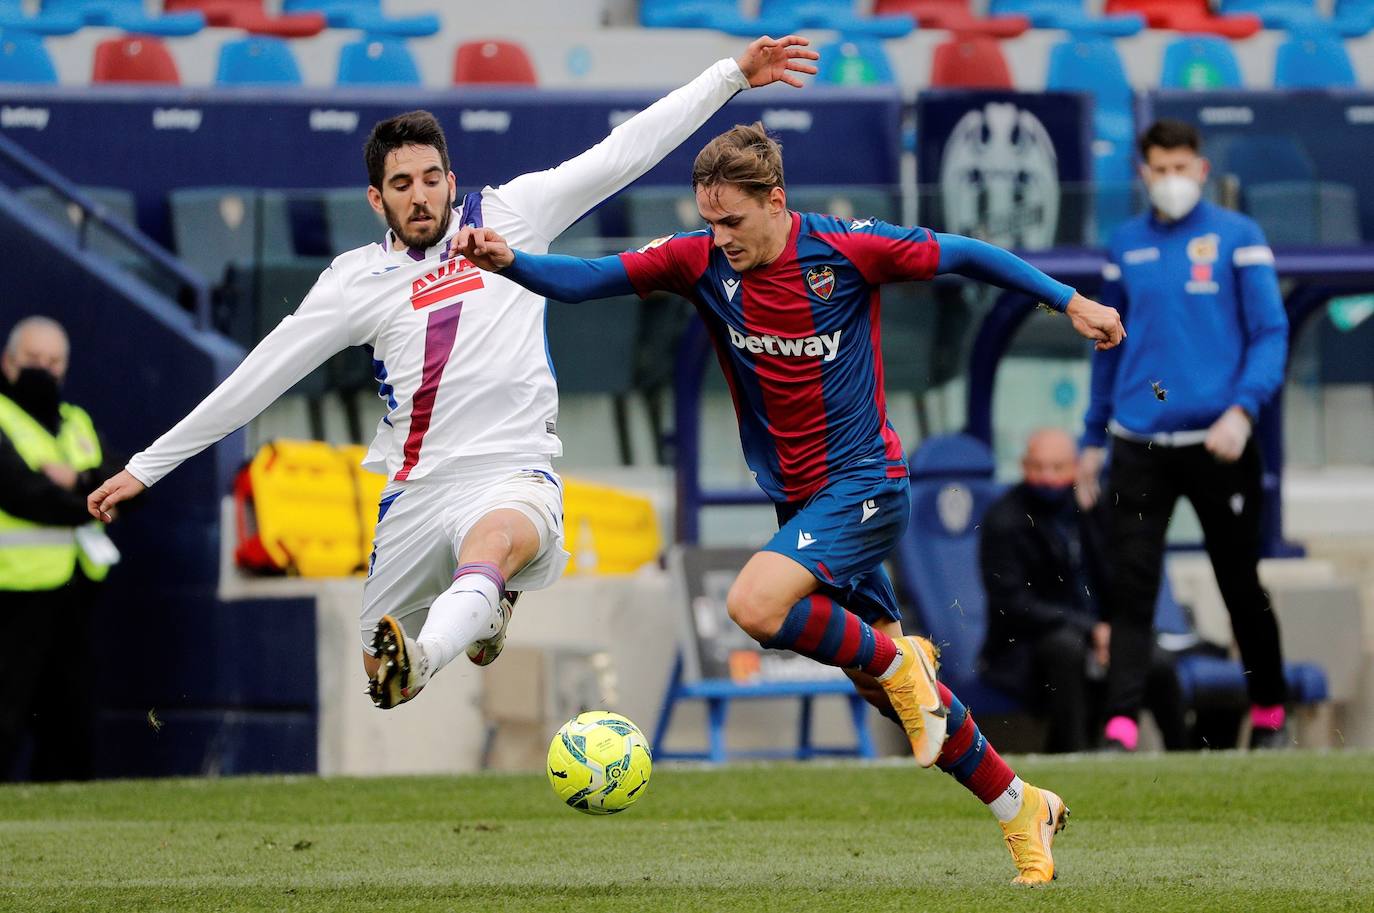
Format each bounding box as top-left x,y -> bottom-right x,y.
1082,200 -> 1288,447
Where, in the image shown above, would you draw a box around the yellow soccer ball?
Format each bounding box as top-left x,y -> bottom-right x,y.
546,711 -> 652,815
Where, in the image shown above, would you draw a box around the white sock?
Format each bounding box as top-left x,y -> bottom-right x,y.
988,776 -> 1026,823
875,645 -> 906,682
417,572 -> 501,673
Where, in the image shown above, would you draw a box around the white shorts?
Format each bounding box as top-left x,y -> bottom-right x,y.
359,455 -> 568,652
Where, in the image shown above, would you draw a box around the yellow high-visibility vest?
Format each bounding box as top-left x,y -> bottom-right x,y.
0,393 -> 111,590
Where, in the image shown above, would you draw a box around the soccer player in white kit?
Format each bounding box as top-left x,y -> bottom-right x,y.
86,36 -> 820,710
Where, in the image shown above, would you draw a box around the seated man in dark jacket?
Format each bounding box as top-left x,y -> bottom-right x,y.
978,428 -> 1185,752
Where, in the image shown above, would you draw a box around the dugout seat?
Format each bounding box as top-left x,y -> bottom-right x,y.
165,0 -> 325,38
337,37 -> 420,86
282,0 -> 439,37
1161,35 -> 1243,89
930,35 -> 1013,90
91,36 -> 180,84
561,478 -> 662,576
169,187 -> 295,287
0,31 -> 57,84
338,443 -> 387,562
1274,31 -> 1357,88
17,185 -> 139,263
815,38 -> 894,86
875,0 -> 1029,38
1246,181 -> 1362,245
453,39 -> 536,85
234,440 -> 366,577
321,187 -> 385,254
43,0 -> 204,35
216,36 -> 302,86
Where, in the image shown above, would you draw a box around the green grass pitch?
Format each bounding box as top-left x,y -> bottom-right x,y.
2,752 -> 1371,913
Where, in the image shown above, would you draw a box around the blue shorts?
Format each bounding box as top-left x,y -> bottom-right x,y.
764,474 -> 910,626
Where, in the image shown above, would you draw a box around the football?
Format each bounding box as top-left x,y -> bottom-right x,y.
546,711 -> 653,815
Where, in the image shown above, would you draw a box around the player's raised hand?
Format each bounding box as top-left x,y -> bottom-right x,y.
87,468 -> 145,523
1065,293 -> 1125,351
736,35 -> 820,89
455,225 -> 515,272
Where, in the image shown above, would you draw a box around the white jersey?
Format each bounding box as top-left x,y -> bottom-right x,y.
127,58 -> 750,488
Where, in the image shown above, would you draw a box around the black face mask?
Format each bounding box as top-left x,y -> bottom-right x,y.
7,367 -> 62,427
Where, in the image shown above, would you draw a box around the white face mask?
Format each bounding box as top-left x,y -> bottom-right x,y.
1149,174 -> 1202,221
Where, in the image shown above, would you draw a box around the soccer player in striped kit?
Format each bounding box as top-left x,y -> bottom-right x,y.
456,123 -> 1125,884
85,38 -> 820,711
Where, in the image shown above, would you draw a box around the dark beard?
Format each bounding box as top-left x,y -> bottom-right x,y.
385,198 -> 453,251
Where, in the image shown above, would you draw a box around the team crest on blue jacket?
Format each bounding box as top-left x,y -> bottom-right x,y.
807,265 -> 836,300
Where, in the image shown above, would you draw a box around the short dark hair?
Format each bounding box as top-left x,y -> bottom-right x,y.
364,110 -> 450,189
692,122 -> 785,201
1137,119 -> 1201,159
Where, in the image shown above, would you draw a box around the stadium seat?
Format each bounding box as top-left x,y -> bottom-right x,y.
0,0 -> 82,35
1334,0 -> 1374,34
337,37 -> 421,86
321,187 -> 385,253
1106,0 -> 1261,37
281,0 -> 440,38
16,185 -> 139,263
91,36 -> 180,84
930,35 -> 1013,89
42,0 -> 204,36
988,0 -> 1145,36
453,39 -> 536,85
1221,0 -> 1372,34
168,187 -> 294,286
163,0 -> 326,38
888,434 -> 1020,714
758,0 -> 916,38
1209,133 -> 1316,193
216,36 -> 302,86
561,478 -> 662,576
1247,181 -> 1362,245
639,0 -> 797,35
0,31 -> 57,84
815,38 -> 894,86
875,0 -> 1029,38
1274,31 -> 1357,87
1161,35 -> 1243,89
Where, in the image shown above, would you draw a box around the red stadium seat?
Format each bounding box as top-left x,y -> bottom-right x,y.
91,35 -> 180,84
453,39 -> 536,85
875,0 -> 1030,38
930,35 -> 1013,89
162,0 -> 326,38
1105,0 -> 1262,37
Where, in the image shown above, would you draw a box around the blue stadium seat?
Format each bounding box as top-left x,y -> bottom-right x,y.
1274,31 -> 1357,87
888,434 -> 1021,714
282,0 -> 439,38
639,0 -> 798,36
41,0 -> 205,36
0,31 -> 57,83
0,0 -> 81,34
1221,0 -> 1371,34
989,0 -> 1144,36
1333,0 -> 1374,34
759,0 -> 916,37
815,38 -> 895,85
216,36 -> 302,87
1161,35 -> 1243,89
337,37 -> 421,86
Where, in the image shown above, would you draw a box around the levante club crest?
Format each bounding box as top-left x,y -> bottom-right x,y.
807,265 -> 836,300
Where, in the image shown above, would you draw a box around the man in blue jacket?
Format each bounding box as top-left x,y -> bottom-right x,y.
1077,120 -> 1291,751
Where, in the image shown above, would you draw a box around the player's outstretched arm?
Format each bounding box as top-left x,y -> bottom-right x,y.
492,36 -> 818,243
87,469 -> 143,522
935,233 -> 1125,351
458,227 -> 636,304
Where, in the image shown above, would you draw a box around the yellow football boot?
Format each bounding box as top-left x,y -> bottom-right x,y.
878,635 -> 947,767
1000,784 -> 1070,885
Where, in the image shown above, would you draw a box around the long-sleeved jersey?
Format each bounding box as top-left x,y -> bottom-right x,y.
1083,200 -> 1288,447
126,58 -> 751,487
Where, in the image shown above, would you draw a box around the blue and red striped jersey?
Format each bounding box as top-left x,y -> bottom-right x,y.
619,211 -> 940,503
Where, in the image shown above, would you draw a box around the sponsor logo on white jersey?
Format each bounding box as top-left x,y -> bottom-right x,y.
726,325 -> 842,362
410,257 -> 484,310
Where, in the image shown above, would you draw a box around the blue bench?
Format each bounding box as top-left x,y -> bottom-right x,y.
651,654 -> 876,763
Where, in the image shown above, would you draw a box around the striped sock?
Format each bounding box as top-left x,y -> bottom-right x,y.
416,562 -> 505,672
762,593 -> 898,678
935,682 -> 1019,818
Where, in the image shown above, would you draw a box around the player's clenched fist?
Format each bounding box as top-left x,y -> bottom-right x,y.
87,468 -> 146,523
735,35 -> 820,89
1065,293 -> 1126,351
456,226 -> 515,272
